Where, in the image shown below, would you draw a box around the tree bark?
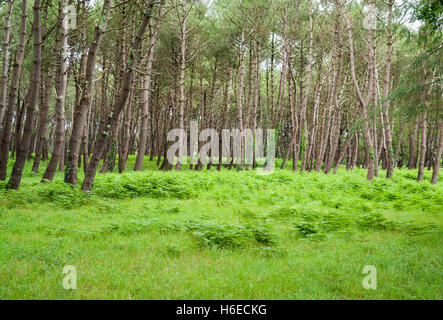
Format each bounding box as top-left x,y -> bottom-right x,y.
324,7 -> 343,174
409,119 -> 419,169
382,0 -> 395,178
82,1 -> 156,191
42,0 -> 69,181
134,11 -> 161,171
340,1 -> 375,181
0,0 -> 13,127
65,0 -> 112,185
7,0 -> 41,190
300,1 -> 314,172
0,0 -> 27,181
175,1 -> 188,171
417,111 -> 427,182
431,119 -> 443,184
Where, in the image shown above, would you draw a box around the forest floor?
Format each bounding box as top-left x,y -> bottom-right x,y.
0,156 -> 442,299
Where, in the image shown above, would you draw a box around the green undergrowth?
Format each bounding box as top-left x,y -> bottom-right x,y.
0,155 -> 442,299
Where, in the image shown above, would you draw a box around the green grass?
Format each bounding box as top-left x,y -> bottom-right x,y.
0,155 -> 442,299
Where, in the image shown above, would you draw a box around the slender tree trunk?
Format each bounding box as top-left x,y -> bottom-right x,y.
315,74 -> 332,172
32,3 -> 58,173
42,0 -> 69,181
333,135 -> 352,174
305,69 -> 327,170
0,0 -> 13,127
118,90 -> 134,173
417,111 -> 427,182
65,0 -> 112,185
409,119 -> 419,169
252,39 -> 261,169
218,70 -> 232,171
32,74 -> 52,173
0,0 -> 27,181
340,1 -> 374,181
134,13 -> 161,171
431,119 -> 443,184
206,62 -> 217,170
324,7 -> 343,174
7,0 -> 42,190
300,1 -> 314,172
394,115 -> 405,167
382,0 -> 395,178
13,98 -> 26,160
236,21 -> 246,166
82,1 -> 155,191
351,131 -> 359,169
176,2 -> 187,171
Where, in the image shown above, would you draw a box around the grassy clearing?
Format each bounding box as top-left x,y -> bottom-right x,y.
0,155 -> 442,299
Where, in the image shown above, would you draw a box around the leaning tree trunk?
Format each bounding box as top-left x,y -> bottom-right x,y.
7,0 -> 42,190
82,1 -> 156,191
333,136 -> 352,174
0,0 -> 27,181
65,0 -> 112,185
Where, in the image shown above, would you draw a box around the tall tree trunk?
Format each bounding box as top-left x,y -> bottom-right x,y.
0,0 -> 13,126
394,115 -> 405,167
134,12 -> 161,171
340,1 -> 375,181
0,0 -> 27,181
32,3 -> 58,173
252,39 -> 261,169
236,19 -> 246,166
65,0 -> 112,185
32,74 -> 52,173
417,111 -> 427,182
12,97 -> 26,160
315,74 -> 333,172
382,0 -> 395,178
324,7 -> 343,174
7,0 -> 42,190
431,119 -> 443,184
175,1 -> 187,171
333,135 -> 352,174
409,119 -> 419,169
300,1 -> 314,172
42,0 -> 69,181
82,1 -> 155,191
305,69 -> 327,170
118,90 -> 134,173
